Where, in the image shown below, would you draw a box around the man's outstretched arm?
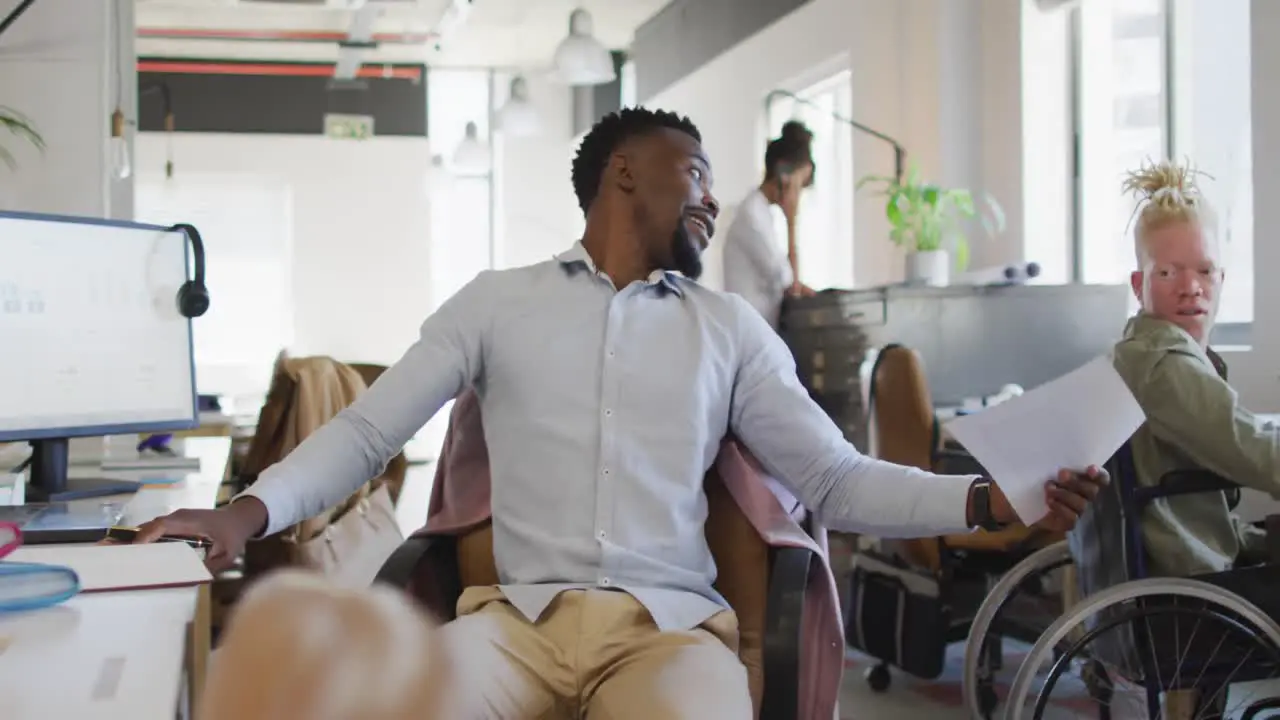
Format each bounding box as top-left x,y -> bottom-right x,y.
237,271 -> 498,537
727,298 -> 1103,536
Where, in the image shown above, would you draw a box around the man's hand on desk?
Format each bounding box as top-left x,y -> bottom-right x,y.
975,466 -> 1110,533
129,498 -> 269,572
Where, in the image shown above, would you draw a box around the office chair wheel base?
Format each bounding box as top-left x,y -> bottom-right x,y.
865,663 -> 891,692
977,680 -> 998,718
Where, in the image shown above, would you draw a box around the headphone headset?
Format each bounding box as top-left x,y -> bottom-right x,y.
169,223 -> 209,319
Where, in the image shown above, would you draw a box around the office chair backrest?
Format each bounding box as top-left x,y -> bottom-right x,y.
240,353 -> 390,575
865,344 -> 936,471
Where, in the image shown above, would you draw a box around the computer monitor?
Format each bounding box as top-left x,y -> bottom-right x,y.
0,211 -> 199,502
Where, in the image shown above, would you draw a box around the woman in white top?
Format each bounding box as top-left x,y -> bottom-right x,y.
722,121 -> 818,329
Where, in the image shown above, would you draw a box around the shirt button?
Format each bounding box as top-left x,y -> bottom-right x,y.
597,530 -> 607,540
604,409 -> 613,417
601,577 -> 612,586
607,350 -> 616,358
602,468 -> 610,476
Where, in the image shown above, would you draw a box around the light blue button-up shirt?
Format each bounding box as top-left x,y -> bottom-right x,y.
244,242 -> 976,630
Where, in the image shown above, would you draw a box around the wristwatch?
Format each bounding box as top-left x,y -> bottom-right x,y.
970,480 -> 1006,532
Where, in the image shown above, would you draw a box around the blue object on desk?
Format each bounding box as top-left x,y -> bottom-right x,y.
137,434 -> 175,455
0,561 -> 81,613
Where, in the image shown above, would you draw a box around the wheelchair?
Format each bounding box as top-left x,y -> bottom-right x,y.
963,442 -> 1280,719
843,345 -> 1065,702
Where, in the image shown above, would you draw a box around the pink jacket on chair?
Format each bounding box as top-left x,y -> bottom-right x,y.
418,389 -> 844,720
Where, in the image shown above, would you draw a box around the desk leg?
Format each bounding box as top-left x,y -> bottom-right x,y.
186,584 -> 212,711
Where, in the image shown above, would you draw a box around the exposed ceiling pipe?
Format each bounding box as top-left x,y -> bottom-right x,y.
430,0 -> 472,52
334,0 -> 381,80
136,28 -> 437,45
0,0 -> 37,41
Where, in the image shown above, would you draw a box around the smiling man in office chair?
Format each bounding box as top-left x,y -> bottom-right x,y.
134,107 -> 1107,719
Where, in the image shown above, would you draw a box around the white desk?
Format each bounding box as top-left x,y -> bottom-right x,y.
3,437 -> 233,719
0,588 -> 196,720
69,436 -> 231,528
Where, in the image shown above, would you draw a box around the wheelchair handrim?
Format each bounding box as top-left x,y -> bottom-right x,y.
1005,577 -> 1280,720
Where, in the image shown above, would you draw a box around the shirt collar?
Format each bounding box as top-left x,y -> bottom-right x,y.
1124,312 -> 1227,379
555,241 -> 684,296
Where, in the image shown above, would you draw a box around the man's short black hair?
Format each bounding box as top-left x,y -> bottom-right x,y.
571,107 -> 702,215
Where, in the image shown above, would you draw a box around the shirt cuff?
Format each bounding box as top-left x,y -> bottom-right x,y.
234,473 -> 294,539
929,473 -> 979,535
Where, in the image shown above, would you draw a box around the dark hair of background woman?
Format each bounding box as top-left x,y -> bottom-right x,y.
764,120 -> 815,186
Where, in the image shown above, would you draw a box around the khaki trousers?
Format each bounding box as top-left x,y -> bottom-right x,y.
439,586 -> 753,720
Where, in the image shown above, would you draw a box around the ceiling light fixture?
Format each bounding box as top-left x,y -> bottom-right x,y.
450,121 -> 491,175
552,8 -> 616,86
496,75 -> 541,137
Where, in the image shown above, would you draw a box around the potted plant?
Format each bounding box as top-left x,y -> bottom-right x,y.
0,106 -> 44,169
856,165 -> 1004,286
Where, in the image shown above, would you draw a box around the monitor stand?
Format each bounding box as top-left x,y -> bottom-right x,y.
24,438 -> 141,503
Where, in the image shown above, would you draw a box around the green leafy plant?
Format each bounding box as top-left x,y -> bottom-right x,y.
0,106 -> 45,169
856,164 -> 1005,271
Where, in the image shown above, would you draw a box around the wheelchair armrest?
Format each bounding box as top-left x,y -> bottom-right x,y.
761,546 -> 815,720
933,448 -> 987,476
1137,469 -> 1242,509
373,534 -> 463,622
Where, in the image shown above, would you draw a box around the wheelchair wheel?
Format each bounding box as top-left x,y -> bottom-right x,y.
1004,577 -> 1280,719
962,541 -> 1073,719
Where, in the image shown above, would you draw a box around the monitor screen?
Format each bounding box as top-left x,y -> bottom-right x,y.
0,212 -> 198,441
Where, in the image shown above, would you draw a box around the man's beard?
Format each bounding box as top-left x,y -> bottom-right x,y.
669,221 -> 703,280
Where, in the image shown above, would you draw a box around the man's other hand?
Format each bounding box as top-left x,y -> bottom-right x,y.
128,498 -> 269,571
992,466 -> 1110,532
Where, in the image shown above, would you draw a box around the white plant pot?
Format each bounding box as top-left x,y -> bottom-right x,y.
905,250 -> 950,286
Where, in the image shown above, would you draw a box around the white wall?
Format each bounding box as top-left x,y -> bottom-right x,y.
1239,0 -> 1280,410
494,73 -> 580,268
0,0 -> 135,219
135,132 -> 434,392
645,0 -> 1057,291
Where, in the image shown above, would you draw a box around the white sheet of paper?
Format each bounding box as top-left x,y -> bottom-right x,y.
944,355 -> 1146,524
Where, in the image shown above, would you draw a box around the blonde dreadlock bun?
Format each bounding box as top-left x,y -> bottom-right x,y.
1122,158 -> 1215,262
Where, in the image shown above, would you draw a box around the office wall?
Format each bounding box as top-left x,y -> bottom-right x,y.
496,73 -> 580,269
134,132 -> 434,393
644,0 -> 1061,291
1240,0 -> 1280,411
0,0 -> 136,220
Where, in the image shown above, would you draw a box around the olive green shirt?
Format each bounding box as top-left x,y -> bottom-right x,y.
1112,313 -> 1273,577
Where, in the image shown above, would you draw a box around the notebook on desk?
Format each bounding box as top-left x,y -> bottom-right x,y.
0,521 -> 82,613
5,542 -> 211,593
99,455 -> 200,472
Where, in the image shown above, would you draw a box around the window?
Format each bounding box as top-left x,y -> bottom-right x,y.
1075,0 -> 1170,288
1074,0 -> 1253,341
1169,0 -> 1253,330
135,174 -> 293,399
765,70 -> 855,291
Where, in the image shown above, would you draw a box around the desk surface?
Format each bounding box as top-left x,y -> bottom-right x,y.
69,437 -> 230,526
0,439 -> 229,720
0,586 -> 197,719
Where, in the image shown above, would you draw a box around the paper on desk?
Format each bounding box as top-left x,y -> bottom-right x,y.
944,355 -> 1146,525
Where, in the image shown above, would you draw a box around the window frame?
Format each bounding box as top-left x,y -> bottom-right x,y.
1069,0 -> 1251,347
763,69 -> 856,290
